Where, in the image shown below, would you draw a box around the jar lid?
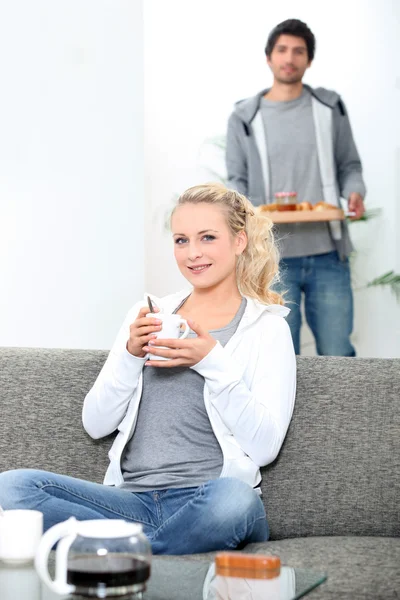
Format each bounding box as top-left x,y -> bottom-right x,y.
274,192 -> 297,197
215,553 -> 281,579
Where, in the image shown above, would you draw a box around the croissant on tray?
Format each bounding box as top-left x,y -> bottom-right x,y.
296,201 -> 313,211
258,203 -> 278,212
258,200 -> 338,212
313,201 -> 338,211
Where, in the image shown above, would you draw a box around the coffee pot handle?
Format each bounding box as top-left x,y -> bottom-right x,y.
34,517 -> 78,596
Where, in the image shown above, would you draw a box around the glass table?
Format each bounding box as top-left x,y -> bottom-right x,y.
0,556 -> 326,600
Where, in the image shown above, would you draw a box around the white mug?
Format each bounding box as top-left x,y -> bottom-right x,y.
0,509 -> 43,564
146,313 -> 190,361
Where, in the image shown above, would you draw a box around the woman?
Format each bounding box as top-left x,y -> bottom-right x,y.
0,183 -> 296,554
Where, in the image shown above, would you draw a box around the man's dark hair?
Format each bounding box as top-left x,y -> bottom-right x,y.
265,19 -> 316,61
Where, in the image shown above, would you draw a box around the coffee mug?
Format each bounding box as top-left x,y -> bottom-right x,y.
146,313 -> 190,361
0,509 -> 43,564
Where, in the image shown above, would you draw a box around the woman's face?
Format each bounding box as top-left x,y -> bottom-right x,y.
171,203 -> 246,290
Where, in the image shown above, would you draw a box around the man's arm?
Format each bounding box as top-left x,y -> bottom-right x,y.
225,112 -> 248,195
334,99 -> 366,218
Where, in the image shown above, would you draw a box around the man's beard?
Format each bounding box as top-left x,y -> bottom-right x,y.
276,73 -> 303,85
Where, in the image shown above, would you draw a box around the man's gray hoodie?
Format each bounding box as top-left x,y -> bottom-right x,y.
226,85 -> 366,258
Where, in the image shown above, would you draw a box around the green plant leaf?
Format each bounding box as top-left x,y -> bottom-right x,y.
347,207 -> 382,222
366,270 -> 400,301
204,135 -> 226,151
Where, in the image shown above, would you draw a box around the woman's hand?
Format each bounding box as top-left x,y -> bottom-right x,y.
143,319 -> 216,367
126,306 -> 162,358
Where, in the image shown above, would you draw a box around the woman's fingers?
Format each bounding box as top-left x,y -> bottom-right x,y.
134,316 -> 162,328
145,359 -> 185,368
131,324 -> 161,337
147,338 -> 185,348
143,345 -> 179,358
187,319 -> 206,336
127,306 -> 162,357
136,305 -> 159,318
142,333 -> 158,344
137,306 -> 150,318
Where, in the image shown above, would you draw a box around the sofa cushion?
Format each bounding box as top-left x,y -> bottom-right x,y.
243,536 -> 400,599
261,356 -> 400,540
0,347 -> 112,482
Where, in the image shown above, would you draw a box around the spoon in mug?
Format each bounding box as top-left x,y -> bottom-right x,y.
147,296 -> 154,314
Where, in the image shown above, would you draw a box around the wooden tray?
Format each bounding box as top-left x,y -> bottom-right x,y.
259,208 -> 345,223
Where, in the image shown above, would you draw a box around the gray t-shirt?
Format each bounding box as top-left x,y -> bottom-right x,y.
119,297 -> 247,492
261,88 -> 335,258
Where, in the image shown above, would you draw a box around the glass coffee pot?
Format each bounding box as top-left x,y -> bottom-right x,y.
35,517 -> 152,598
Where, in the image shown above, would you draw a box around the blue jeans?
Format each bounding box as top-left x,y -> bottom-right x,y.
0,470 -> 268,555
277,251 -> 355,356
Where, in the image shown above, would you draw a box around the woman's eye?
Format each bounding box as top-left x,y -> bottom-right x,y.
174,237 -> 187,245
202,235 -> 215,242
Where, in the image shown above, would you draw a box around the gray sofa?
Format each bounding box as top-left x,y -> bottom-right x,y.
0,348 -> 399,599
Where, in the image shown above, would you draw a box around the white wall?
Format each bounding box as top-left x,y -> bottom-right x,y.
1,1 -> 397,355
0,0 -> 144,349
144,0 -> 400,357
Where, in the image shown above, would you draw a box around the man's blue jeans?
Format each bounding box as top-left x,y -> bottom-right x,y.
277,251 -> 356,356
0,470 -> 268,554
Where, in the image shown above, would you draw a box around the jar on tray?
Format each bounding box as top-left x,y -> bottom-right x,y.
275,192 -> 298,211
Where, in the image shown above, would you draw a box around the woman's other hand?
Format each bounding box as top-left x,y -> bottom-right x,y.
143,319 -> 216,367
126,306 -> 162,358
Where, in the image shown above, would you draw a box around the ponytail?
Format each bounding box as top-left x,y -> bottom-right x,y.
236,209 -> 284,305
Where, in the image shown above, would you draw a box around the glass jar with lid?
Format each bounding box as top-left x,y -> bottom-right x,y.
275,192 -> 298,211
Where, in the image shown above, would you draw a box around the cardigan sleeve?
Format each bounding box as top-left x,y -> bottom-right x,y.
191,315 -> 296,466
82,303 -> 147,439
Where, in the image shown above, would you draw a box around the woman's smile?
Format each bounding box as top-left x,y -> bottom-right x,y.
187,264 -> 212,274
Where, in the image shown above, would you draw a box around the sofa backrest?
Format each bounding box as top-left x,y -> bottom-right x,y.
0,348 -> 399,539
261,356 -> 400,539
0,348 -> 111,483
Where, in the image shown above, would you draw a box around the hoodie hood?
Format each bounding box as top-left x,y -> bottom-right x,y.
233,84 -> 341,125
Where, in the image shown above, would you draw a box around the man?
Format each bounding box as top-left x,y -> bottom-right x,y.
226,18 -> 366,356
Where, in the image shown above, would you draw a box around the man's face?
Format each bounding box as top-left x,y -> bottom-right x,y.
267,34 -> 311,84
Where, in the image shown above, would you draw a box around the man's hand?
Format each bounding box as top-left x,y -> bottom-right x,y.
143,319 -> 217,368
348,192 -> 365,220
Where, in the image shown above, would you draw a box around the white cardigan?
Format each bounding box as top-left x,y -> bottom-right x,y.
82,290 -> 297,490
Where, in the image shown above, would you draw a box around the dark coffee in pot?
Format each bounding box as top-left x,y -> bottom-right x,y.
67,553 -> 150,596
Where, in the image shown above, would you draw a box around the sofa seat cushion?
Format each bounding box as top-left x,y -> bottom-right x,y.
242,536 -> 400,599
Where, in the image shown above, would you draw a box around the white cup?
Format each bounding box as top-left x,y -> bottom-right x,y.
0,510 -> 43,564
146,312 -> 190,361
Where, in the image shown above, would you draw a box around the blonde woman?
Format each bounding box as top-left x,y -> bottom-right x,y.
0,184 -> 296,554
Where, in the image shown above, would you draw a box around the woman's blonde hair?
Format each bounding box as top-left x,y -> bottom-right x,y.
172,183 -> 284,305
